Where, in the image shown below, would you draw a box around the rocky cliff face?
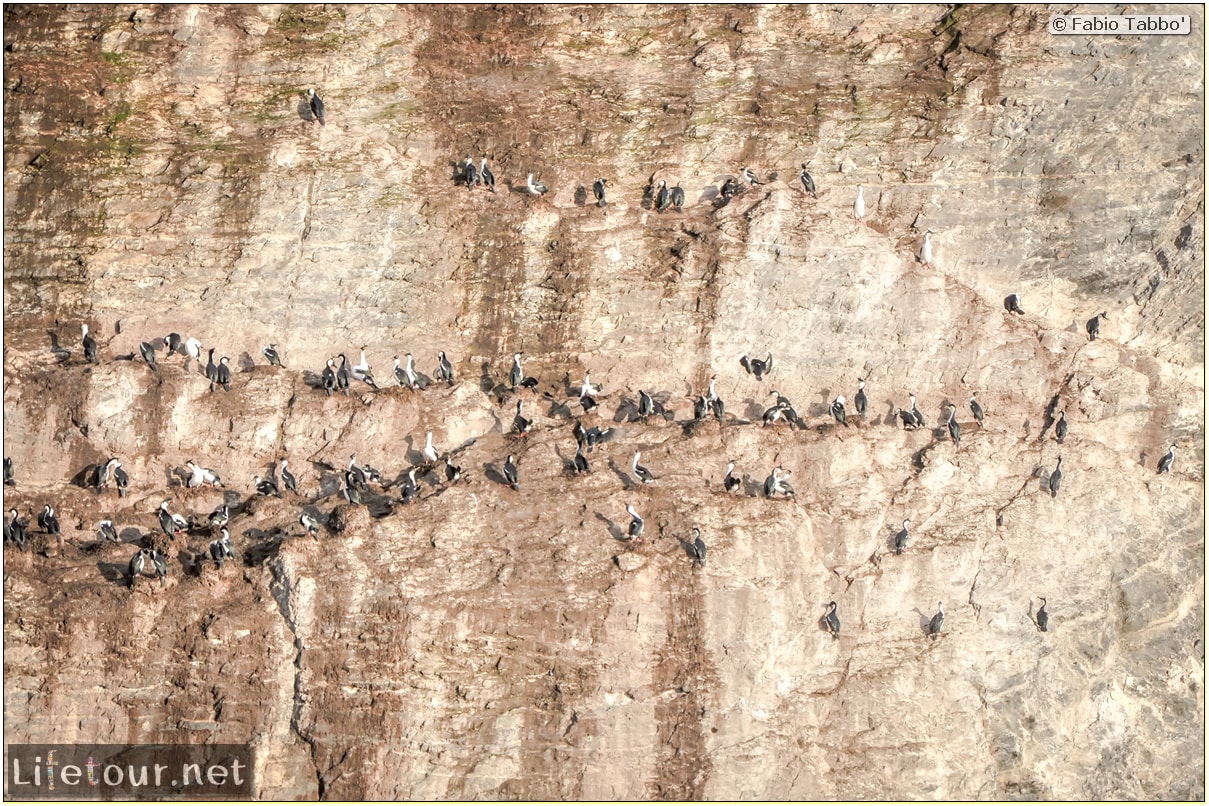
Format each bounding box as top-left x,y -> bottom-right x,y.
3,4 -> 1204,800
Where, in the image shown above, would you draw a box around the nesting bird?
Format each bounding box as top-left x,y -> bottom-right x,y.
158,500 -> 187,537
512,399 -> 532,437
763,466 -> 794,499
209,528 -> 235,568
129,547 -> 168,587
300,511 -> 321,539
185,461 -> 223,489
255,475 -> 281,497
632,451 -> 656,484
723,460 -> 740,493
98,519 -> 119,543
526,173 -> 549,196
322,359 -> 337,395
830,395 -> 848,427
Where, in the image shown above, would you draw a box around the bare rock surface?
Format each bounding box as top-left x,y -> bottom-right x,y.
3,4 -> 1204,800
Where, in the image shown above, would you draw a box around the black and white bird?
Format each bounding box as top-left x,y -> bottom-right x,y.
352,348 -> 378,389
263,343 -> 284,367
578,372 -> 599,413
444,457 -> 462,484
423,432 -> 439,466
928,602 -> 944,640
908,394 -> 925,428
830,395 -> 848,427
572,441 -> 590,474
208,503 -> 229,530
707,376 -> 725,423
185,461 -> 223,489
740,353 -> 773,381
346,456 -> 370,491
3,456 -> 13,486
336,354 -> 351,395
946,405 -> 961,446
763,466 -> 794,499
322,359 -> 337,395
342,478 -> 363,505
98,519 -> 119,543
1054,411 -> 1067,444
1049,456 -> 1063,498
82,323 -> 98,364
592,177 -> 608,207
687,527 -> 707,567
164,332 -> 183,355
300,511 -> 321,539
214,356 -> 231,392
206,348 -> 218,384
255,475 -> 280,497
895,518 -> 910,555
919,231 -> 933,267
280,459 -> 297,495
740,166 -> 762,187
1036,597 -> 1049,632
392,354 -> 417,390
462,156 -> 478,189
1158,444 -> 1176,474
111,459 -> 129,497
526,173 -> 548,196
632,451 -> 656,484
855,380 -> 868,420
824,601 -> 840,639
209,528 -> 235,568
798,163 -> 817,198
625,503 -> 644,541
1004,294 -> 1025,315
399,468 -> 419,505
723,460 -> 740,493
435,351 -> 455,386
969,394 -> 985,427
139,340 -> 159,373
509,353 -> 524,390
670,184 -> 685,212
1087,311 -> 1107,341
158,500 -> 187,537
94,458 -> 114,492
655,180 -> 670,212
5,509 -> 26,550
39,504 -> 60,537
502,454 -> 519,490
719,177 -> 740,200
637,389 -> 655,421
762,396 -> 793,427
512,399 -> 532,437
854,184 -> 866,223
129,547 -> 168,587
479,158 -> 495,192
307,88 -> 325,125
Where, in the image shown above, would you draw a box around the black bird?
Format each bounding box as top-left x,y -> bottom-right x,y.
98,519 -> 119,543
740,353 -> 773,380
3,457 -> 13,486
799,163 -> 817,198
163,332 -> 183,355
687,527 -> 707,567
82,324 -> 98,364
855,380 -> 867,420
5,509 -> 26,550
307,88 -> 325,125
479,158 -> 495,192
719,177 -> 739,200
139,341 -> 159,372
129,547 -> 168,587
512,400 -> 532,437
928,602 -> 944,640
1036,597 -> 1049,632
435,351 -> 455,386
969,394 -> 985,427
693,395 -> 708,421
209,529 -> 235,568
824,601 -> 840,639
205,348 -> 218,385
399,468 -> 419,505
462,156 -> 478,188
263,343 -> 284,367
255,475 -> 280,497
625,503 -> 644,541
1049,456 -> 1063,498
158,500 -> 186,536
1004,294 -> 1025,315
655,180 -> 670,212
670,184 -> 685,212
631,451 -> 656,484
322,359 -> 337,395
1054,411 -> 1067,444
593,177 -> 608,207
1086,311 -> 1107,341
38,504 -> 60,537
336,354 -> 351,396
573,441 -> 590,474
503,454 -> 519,490
214,356 -> 231,391
830,396 -> 848,427
723,460 -> 740,493
280,459 -> 297,495
894,518 -> 910,555
300,511 -> 321,539
946,405 -> 961,446
1158,444 -> 1176,474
